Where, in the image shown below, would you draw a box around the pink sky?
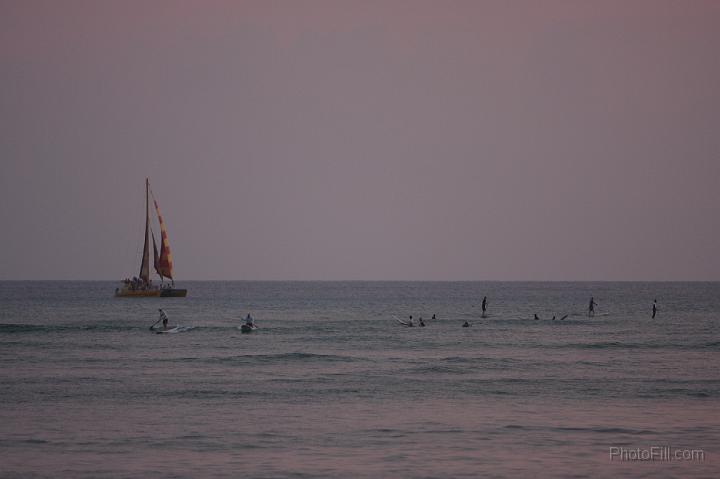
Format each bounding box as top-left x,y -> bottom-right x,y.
1,1 -> 719,280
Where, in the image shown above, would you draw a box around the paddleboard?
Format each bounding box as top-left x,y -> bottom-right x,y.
155,326 -> 181,334
154,325 -> 193,334
240,324 -> 257,333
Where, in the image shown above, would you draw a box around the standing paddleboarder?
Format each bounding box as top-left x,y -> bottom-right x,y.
588,297 -> 598,317
156,308 -> 169,330
481,296 -> 488,318
652,299 -> 657,319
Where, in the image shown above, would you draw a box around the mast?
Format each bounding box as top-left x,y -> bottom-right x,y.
138,178 -> 151,283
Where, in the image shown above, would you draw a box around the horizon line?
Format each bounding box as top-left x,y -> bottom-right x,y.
1,279 -> 719,283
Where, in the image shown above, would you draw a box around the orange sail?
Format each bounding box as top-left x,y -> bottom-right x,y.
152,196 -> 174,280
151,229 -> 161,279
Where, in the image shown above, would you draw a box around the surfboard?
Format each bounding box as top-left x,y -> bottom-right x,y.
396,319 -> 414,327
240,324 -> 257,333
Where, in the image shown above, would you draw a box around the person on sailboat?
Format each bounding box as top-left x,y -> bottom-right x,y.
158,308 -> 169,329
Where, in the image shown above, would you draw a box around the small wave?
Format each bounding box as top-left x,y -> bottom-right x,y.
408,365 -> 471,375
555,342 -> 677,350
0,323 -> 138,333
577,341 -> 628,349
504,425 -> 655,435
659,388 -> 714,398
443,356 -> 479,364
0,323 -> 63,333
536,341 -> 718,351
553,426 -> 654,435
210,352 -> 358,364
442,356 -> 520,366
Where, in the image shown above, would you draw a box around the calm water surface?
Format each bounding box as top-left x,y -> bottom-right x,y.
0,281 -> 718,478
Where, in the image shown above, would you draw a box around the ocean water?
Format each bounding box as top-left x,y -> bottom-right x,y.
0,281 -> 718,478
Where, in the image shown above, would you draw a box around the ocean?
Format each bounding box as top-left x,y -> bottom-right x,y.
0,281 -> 717,478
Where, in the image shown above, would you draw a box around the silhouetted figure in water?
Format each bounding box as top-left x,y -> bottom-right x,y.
552,315 -> 556,321
481,296 -> 488,318
534,314 -> 540,321
652,300 -> 657,319
419,318 -> 425,327
462,321 -> 470,327
588,297 -> 598,317
431,314 -> 436,320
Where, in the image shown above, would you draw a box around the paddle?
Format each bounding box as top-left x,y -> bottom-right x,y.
149,317 -> 162,331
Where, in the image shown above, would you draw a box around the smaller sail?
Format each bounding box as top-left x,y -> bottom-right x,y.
152,196 -> 174,280
151,230 -> 163,281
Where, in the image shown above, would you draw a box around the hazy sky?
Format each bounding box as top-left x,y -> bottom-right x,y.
1,1 -> 719,280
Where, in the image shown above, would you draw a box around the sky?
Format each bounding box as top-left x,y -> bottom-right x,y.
1,0 -> 719,281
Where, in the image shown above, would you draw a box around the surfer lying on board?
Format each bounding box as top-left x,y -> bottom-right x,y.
462,321 -> 470,327
419,318 -> 425,327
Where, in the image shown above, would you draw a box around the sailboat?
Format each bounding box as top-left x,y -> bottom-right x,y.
115,179 -> 187,298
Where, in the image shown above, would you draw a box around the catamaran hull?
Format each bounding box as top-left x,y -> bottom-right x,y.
160,289 -> 187,297
115,287 -> 187,298
115,289 -> 160,297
